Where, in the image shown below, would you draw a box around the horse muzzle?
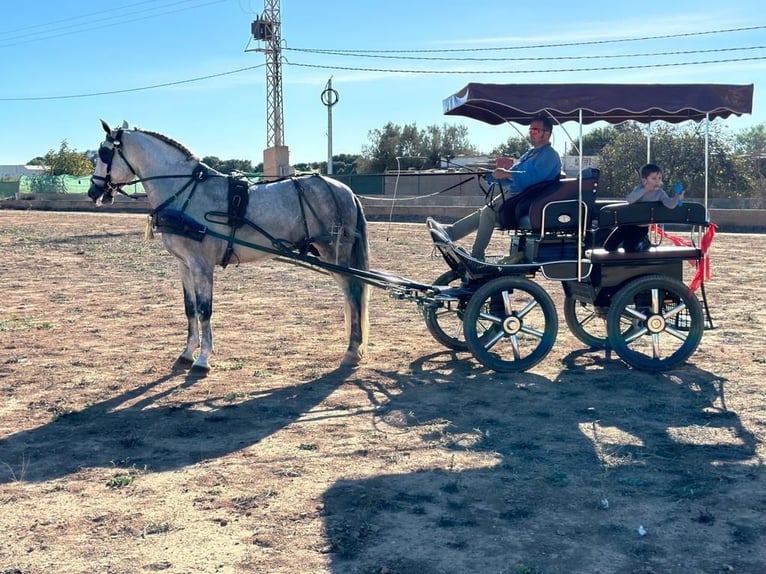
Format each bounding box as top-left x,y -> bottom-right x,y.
88,178 -> 114,204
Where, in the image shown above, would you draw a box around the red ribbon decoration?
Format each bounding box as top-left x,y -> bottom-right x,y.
650,223 -> 717,292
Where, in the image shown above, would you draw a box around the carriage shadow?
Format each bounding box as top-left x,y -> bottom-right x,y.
324,353 -> 762,572
0,366 -> 353,484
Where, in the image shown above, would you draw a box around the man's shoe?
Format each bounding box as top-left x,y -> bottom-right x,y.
426,217 -> 452,241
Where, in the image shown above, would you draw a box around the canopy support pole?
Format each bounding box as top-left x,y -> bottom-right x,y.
705,113 -> 710,208
577,109 -> 584,281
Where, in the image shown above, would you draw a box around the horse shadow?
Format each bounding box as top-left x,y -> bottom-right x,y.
323,350 -> 762,573
0,366 -> 353,484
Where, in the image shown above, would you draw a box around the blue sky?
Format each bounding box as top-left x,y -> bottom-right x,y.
1,0 -> 764,166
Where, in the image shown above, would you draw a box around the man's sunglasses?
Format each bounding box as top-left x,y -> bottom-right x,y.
528,127 -> 549,134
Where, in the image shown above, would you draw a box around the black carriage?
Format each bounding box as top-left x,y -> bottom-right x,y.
416,83 -> 753,373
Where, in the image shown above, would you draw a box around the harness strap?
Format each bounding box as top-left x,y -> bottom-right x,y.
149,164 -> 212,219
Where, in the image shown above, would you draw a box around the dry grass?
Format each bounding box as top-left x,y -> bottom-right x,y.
0,210 -> 765,574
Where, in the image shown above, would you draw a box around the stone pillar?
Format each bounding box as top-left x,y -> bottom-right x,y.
262,146 -> 294,181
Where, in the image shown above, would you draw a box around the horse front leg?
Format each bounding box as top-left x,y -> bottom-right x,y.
188,261 -> 215,375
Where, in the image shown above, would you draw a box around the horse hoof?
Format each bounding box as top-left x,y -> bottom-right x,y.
172,356 -> 194,371
340,351 -> 362,368
189,364 -> 211,377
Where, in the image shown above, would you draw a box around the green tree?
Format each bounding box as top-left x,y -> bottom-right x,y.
491,135 -> 529,158
359,122 -> 477,173
565,126 -> 617,156
201,156 -> 254,174
734,123 -> 766,199
597,121 -> 753,200
41,140 -> 93,176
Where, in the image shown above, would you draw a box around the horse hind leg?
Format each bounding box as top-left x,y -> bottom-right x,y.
173,274 -> 199,370
337,273 -> 370,367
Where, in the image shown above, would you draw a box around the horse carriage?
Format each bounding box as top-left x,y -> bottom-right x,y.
88,83 -> 752,375
419,82 -> 752,373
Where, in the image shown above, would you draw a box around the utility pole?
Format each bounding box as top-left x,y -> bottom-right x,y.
247,0 -> 292,179
321,77 -> 339,175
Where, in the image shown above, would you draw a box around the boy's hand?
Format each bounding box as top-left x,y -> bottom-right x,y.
673,182 -> 685,205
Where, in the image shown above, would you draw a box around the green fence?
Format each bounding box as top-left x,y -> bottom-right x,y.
18,175 -> 94,194
0,181 -> 19,198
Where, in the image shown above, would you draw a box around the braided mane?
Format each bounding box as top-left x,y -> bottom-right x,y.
138,128 -> 199,160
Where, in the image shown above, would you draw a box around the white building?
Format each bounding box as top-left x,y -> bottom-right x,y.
0,165 -> 48,179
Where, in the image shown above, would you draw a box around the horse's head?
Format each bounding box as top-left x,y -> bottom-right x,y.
88,120 -> 137,204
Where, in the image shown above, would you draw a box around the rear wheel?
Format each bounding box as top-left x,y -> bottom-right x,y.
564,295 -> 635,350
563,296 -> 609,349
463,276 -> 558,372
606,274 -> 703,371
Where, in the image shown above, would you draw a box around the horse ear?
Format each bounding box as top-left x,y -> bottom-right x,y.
100,119 -> 111,134
122,120 -> 129,129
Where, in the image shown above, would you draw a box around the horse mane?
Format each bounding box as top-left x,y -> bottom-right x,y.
137,128 -> 199,160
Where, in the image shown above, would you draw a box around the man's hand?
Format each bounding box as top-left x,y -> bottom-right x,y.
496,157 -> 515,170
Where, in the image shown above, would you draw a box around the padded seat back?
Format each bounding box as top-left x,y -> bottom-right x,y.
498,169 -> 599,233
598,201 -> 709,228
497,179 -> 561,229
524,177 -> 598,232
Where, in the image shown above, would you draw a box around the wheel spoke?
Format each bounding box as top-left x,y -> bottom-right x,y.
520,325 -> 546,339
624,324 -> 647,343
509,335 -> 522,359
580,310 -> 598,327
664,324 -> 689,342
516,298 -> 539,319
482,328 -> 506,350
651,288 -> 661,314
651,332 -> 661,358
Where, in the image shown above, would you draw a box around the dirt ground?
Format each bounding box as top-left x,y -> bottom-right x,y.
0,210 -> 764,574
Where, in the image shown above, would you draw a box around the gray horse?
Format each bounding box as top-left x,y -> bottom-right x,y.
89,121 -> 369,374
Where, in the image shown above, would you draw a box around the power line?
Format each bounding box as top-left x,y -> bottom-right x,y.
0,0 -> 180,35
284,55 -> 766,74
285,24 -> 766,54
284,45 -> 765,62
0,64 -> 266,101
0,0 -> 227,49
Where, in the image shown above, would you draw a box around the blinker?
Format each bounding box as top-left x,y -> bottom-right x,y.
98,145 -> 114,164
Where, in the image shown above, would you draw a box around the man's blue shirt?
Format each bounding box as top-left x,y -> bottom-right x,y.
486,143 -> 562,193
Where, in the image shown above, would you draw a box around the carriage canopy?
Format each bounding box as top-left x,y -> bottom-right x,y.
443,83 -> 754,126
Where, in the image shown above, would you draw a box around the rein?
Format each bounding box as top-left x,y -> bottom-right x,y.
94,128 -> 339,267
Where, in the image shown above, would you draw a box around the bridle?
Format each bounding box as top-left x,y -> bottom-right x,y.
89,128 -> 215,214
89,129 -> 141,203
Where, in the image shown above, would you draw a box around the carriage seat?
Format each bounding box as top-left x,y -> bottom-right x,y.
498,168 -> 599,233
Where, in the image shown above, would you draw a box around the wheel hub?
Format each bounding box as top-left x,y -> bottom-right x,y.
502,315 -> 522,335
646,314 -> 666,334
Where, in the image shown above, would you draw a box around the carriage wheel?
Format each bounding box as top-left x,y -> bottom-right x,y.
606,274 -> 704,372
463,276 -> 558,373
563,295 -> 635,350
424,270 -> 470,351
563,296 -> 609,349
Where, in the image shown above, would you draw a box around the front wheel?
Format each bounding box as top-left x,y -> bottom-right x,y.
424,270 -> 470,351
463,276 -> 558,372
606,274 -> 703,372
